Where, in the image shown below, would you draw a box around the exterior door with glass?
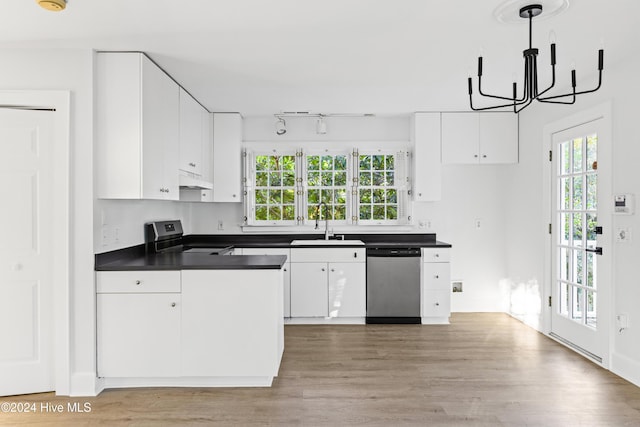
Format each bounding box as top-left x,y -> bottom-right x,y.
550,118 -> 611,364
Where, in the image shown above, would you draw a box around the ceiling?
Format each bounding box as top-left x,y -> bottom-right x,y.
1,0 -> 638,116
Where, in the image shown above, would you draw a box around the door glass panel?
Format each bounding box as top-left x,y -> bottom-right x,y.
555,133 -> 598,329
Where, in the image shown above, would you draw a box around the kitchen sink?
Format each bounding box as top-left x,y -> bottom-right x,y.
290,239 -> 365,246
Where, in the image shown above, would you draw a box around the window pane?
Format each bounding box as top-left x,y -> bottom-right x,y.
255,189 -> 268,204
560,213 -> 570,246
283,171 -> 296,186
373,205 -> 385,220
335,189 -> 346,204
268,206 -> 282,221
373,189 -> 385,203
560,247 -> 570,282
359,155 -> 371,170
360,189 -> 372,203
283,205 -> 295,221
573,213 -> 583,247
308,206 -> 317,220
573,176 -> 583,210
387,189 -> 397,204
560,142 -> 570,175
321,190 -> 332,204
269,156 -> 280,170
308,189 -> 319,204
573,138 -> 583,173
385,172 -> 395,186
321,172 -> 333,186
586,173 -> 597,211
575,250 -> 583,285
321,156 -> 333,170
572,286 -> 583,321
561,177 -> 570,210
586,213 -> 597,244
586,135 -> 597,172
560,282 -> 569,316
586,252 -> 596,289
308,172 -> 320,186
373,172 -> 384,186
359,172 -> 371,185
335,155 -> 347,170
334,205 -> 346,220
255,206 -> 267,220
372,155 -> 384,170
360,205 -> 371,220
283,189 -> 295,204
282,156 -> 296,171
256,155 -> 269,171
269,172 -> 281,187
586,290 -> 597,328
387,206 -> 398,220
269,190 -> 282,204
307,156 -> 320,171
385,155 -> 395,170
256,172 -> 268,187
334,172 -> 347,186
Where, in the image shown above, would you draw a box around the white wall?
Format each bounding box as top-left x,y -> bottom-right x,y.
0,48 -> 95,394
506,55 -> 640,385
191,114 -> 511,312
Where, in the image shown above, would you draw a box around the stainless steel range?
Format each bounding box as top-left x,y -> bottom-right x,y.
144,220 -> 233,255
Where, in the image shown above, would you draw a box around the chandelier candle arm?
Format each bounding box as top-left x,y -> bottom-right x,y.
468,4 -> 603,113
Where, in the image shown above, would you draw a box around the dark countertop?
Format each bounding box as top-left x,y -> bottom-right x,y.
95,233 -> 451,271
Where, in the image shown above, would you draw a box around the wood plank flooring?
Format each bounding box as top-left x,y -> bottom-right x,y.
2,313 -> 640,426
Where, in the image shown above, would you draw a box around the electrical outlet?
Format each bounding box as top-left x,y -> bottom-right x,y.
452,281 -> 463,292
616,313 -> 629,332
217,220 -> 224,230
114,227 -> 120,243
474,219 -> 482,230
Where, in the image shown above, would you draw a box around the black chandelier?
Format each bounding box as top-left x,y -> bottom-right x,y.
468,4 -> 604,113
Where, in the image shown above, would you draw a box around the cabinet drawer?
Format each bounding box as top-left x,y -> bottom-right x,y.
422,263 -> 451,291
291,248 -> 365,263
422,290 -> 451,318
97,271 -> 181,293
422,248 -> 450,263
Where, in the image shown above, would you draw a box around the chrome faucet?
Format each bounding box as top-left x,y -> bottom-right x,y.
315,202 -> 331,240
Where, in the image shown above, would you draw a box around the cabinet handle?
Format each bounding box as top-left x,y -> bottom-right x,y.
135,280 -> 141,285
232,194 -> 237,198
189,162 -> 196,167
435,302 -> 440,306
474,154 -> 479,158
321,268 -> 326,272
418,193 -> 422,197
434,275 -> 439,279
434,254 -> 439,258
171,302 -> 176,307
354,252 -> 357,258
482,154 -> 487,158
331,268 -> 335,272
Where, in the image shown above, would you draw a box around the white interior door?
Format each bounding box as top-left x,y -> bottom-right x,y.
0,109 -> 54,396
550,118 -> 611,364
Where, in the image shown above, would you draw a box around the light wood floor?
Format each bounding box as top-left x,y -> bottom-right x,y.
3,313 -> 640,426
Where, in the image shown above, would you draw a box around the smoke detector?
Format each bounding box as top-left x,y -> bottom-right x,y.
36,0 -> 67,12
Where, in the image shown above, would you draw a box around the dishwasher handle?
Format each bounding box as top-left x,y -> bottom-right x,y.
366,248 -> 421,257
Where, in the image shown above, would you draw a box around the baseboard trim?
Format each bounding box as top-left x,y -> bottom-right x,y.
611,352 -> 640,387
68,372 -> 100,397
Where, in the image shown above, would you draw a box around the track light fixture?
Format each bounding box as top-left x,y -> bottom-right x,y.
468,3 -> 604,113
316,115 -> 327,135
275,117 -> 287,135
36,0 -> 66,11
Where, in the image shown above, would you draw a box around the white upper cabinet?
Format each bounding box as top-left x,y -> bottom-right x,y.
412,112 -> 441,201
212,113 -> 242,202
441,112 -> 518,164
179,88 -> 205,177
96,52 -> 180,200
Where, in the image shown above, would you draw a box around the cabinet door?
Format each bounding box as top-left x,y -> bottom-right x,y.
479,112 -> 518,164
212,113 -> 242,202
179,88 -> 204,176
201,110 -> 213,183
290,262 -> 328,317
441,113 -> 479,164
141,55 -> 180,200
97,293 -> 181,377
412,112 -> 441,201
242,248 -> 291,318
422,290 -> 451,318
328,262 -> 365,317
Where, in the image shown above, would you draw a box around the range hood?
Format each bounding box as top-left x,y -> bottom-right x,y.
179,172 -> 213,190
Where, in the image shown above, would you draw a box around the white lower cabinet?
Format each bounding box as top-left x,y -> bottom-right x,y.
241,248 -> 291,317
421,248 -> 451,324
96,271 -> 181,377
181,269 -> 283,377
290,248 -> 365,318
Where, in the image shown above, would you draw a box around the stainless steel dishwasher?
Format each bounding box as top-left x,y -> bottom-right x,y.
366,247 -> 421,324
